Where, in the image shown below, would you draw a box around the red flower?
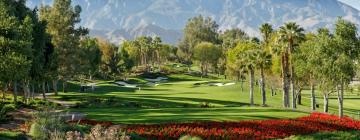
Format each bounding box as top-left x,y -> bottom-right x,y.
126,113 -> 360,139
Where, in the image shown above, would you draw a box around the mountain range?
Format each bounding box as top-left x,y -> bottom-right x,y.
27,0 -> 360,45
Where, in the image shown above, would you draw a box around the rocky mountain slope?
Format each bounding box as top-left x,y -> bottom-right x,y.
27,0 -> 360,44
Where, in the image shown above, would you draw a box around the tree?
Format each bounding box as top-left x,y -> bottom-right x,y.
258,23 -> 274,106
79,37 -> 101,80
220,28 -> 249,78
294,33 -> 318,110
229,41 -> 258,105
28,9 -> 49,100
40,0 -> 88,93
194,42 -> 222,76
98,40 -> 121,79
0,1 -> 33,102
255,49 -> 272,106
118,43 -> 134,80
333,18 -> 359,118
278,22 -> 305,108
178,15 -> 219,70
260,23 -> 273,46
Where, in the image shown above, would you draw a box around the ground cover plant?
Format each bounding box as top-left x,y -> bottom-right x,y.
125,113 -> 360,139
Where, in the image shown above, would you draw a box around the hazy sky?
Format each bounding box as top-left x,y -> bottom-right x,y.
338,0 -> 360,10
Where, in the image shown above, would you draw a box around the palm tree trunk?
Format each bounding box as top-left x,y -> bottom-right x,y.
260,68 -> 266,106
323,93 -> 329,113
13,81 -> 18,102
282,53 -> 290,108
311,82 -> 316,111
250,68 -> 255,106
291,76 -> 296,109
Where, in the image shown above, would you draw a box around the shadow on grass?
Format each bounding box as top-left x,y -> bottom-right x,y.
73,107 -> 307,124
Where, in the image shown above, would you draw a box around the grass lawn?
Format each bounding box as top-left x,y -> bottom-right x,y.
49,74 -> 360,124
0,131 -> 27,140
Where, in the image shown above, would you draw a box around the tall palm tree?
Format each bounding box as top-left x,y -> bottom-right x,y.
237,42 -> 258,106
255,50 -> 272,106
260,23 -> 273,47
278,22 -> 305,108
259,23 -> 273,106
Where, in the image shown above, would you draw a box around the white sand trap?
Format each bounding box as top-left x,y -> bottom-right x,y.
209,82 -> 236,87
115,81 -> 137,88
224,82 -> 235,86
146,82 -> 160,86
144,77 -> 168,82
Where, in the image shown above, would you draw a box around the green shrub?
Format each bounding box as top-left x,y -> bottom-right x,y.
179,135 -> 202,140
0,130 -> 27,140
29,109 -> 69,140
0,104 -> 15,122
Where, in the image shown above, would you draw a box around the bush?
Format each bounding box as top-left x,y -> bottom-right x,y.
0,104 -> 15,122
199,102 -> 211,108
29,109 -> 69,140
50,125 -> 130,140
179,135 -> 202,140
0,130 -> 27,140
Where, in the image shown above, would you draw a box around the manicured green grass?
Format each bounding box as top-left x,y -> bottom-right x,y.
50,74 -> 360,124
286,131 -> 360,140
0,131 -> 27,140
73,107 -> 308,124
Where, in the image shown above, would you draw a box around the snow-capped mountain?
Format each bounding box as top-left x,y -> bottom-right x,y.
27,0 -> 360,44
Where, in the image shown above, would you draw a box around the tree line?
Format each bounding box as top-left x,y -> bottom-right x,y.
0,0 -> 178,102
178,15 -> 360,118
1,0 -> 359,118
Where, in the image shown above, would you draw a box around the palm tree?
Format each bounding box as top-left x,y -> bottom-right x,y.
278,22 -> 305,108
260,23 -> 273,46
236,42 -> 258,106
255,50 -> 272,106
259,23 -> 273,106
152,36 -> 162,69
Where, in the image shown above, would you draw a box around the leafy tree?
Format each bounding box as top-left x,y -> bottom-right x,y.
295,33 -> 318,110
98,39 -> 121,80
219,28 -> 249,78
178,15 -> 219,70
79,37 -> 101,80
40,0 -> 88,93
333,18 -> 359,117
28,9 -> 49,100
194,42 -> 222,76
0,1 -> 33,102
118,43 -> 134,80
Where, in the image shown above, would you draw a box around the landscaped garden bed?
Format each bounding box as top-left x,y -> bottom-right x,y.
122,113 -> 360,139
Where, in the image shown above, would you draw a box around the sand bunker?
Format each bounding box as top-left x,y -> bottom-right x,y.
144,77 -> 168,82
115,81 -> 137,88
208,82 -> 236,87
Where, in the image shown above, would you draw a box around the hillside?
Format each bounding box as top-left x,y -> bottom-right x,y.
27,0 -> 360,44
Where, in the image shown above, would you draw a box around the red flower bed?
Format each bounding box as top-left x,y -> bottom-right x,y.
68,119 -> 113,127
126,113 -> 360,140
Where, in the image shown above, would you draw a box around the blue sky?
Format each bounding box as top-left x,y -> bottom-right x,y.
338,0 -> 360,10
